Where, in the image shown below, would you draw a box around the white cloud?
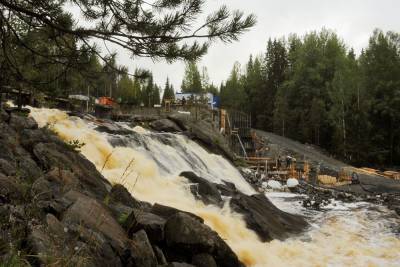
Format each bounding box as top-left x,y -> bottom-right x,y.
88,0 -> 400,90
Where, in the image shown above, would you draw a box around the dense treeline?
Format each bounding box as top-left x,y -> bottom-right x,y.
220,29 -> 400,167
1,0 -> 255,108
181,61 -> 218,95
0,14 -> 162,107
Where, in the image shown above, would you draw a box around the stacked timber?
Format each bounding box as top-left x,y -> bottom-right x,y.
382,171 -> 400,180
318,175 -> 337,185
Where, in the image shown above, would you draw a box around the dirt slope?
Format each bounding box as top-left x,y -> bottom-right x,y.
255,130 -> 400,195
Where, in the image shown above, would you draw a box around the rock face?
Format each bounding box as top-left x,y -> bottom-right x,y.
230,193 -> 309,242
150,203 -> 204,223
150,119 -> 182,132
167,114 -> 235,161
128,230 -> 158,267
95,120 -> 132,135
0,107 -> 246,267
180,171 -> 309,242
180,171 -> 223,206
164,213 -> 242,267
124,209 -> 166,243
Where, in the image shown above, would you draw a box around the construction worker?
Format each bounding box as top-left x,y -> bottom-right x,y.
277,156 -> 282,169
351,172 -> 360,184
286,156 -> 292,168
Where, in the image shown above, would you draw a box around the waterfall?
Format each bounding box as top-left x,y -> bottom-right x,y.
29,108 -> 400,267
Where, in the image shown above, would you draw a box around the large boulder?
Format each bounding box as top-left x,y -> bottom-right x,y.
0,159 -> 16,176
0,108 -> 9,122
33,142 -> 110,199
151,203 -> 204,223
109,183 -> 142,208
150,119 -> 182,133
95,121 -> 132,135
0,125 -> 42,181
132,115 -> 159,123
167,114 -> 235,161
230,193 -> 308,242
9,113 -> 38,131
180,172 -> 222,206
215,181 -> 238,197
28,214 -> 102,266
126,230 -> 158,267
124,209 -> 166,243
62,191 -> 128,251
153,245 -> 167,265
164,213 -> 242,267
167,263 -> 196,267
0,174 -> 23,204
191,253 -> 218,267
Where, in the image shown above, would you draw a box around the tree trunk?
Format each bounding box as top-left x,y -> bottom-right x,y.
341,98 -> 346,158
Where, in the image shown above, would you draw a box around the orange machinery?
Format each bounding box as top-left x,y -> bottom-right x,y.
98,97 -> 117,106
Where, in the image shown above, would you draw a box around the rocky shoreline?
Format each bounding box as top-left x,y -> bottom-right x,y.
241,168 -> 400,217
0,108 -> 309,266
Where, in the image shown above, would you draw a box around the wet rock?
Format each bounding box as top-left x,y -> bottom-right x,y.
9,113 -> 37,131
124,209 -> 166,243
230,193 -> 308,242
31,177 -> 54,201
20,128 -> 65,152
16,153 -> 42,181
167,263 -> 196,267
191,253 -> 217,267
153,245 -> 167,265
132,115 -> 159,123
0,159 -> 16,177
180,171 -> 222,206
151,203 -> 204,223
33,142 -> 110,199
168,114 -> 235,161
150,119 -> 182,133
62,191 -> 128,251
110,183 -> 142,208
69,223 -> 123,267
0,127 -> 42,180
28,225 -> 59,265
0,108 -> 9,122
126,230 -> 158,267
95,121 -> 132,135
164,213 -> 241,267
0,126 -> 17,161
45,214 -> 65,238
108,202 -> 134,222
28,219 -> 103,266
0,174 -> 23,203
215,182 -> 237,196
44,168 -> 80,190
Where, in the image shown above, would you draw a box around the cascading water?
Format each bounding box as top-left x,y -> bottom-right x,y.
29,108 -> 400,267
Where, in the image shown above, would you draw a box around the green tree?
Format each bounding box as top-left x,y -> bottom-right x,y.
181,61 -> 203,93
220,62 -> 246,110
360,30 -> 400,165
162,78 -> 175,103
117,73 -> 135,104
0,0 -> 255,93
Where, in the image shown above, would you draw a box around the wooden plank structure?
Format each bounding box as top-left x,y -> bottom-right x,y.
220,109 -> 255,158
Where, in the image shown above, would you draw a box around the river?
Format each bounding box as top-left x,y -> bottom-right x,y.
29,108 -> 400,267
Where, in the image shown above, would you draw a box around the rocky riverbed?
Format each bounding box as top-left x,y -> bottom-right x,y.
241,166 -> 400,218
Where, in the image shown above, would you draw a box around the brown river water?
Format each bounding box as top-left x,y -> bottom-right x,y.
29,108 -> 400,267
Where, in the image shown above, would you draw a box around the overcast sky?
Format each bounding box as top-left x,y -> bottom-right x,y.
97,0 -> 400,91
